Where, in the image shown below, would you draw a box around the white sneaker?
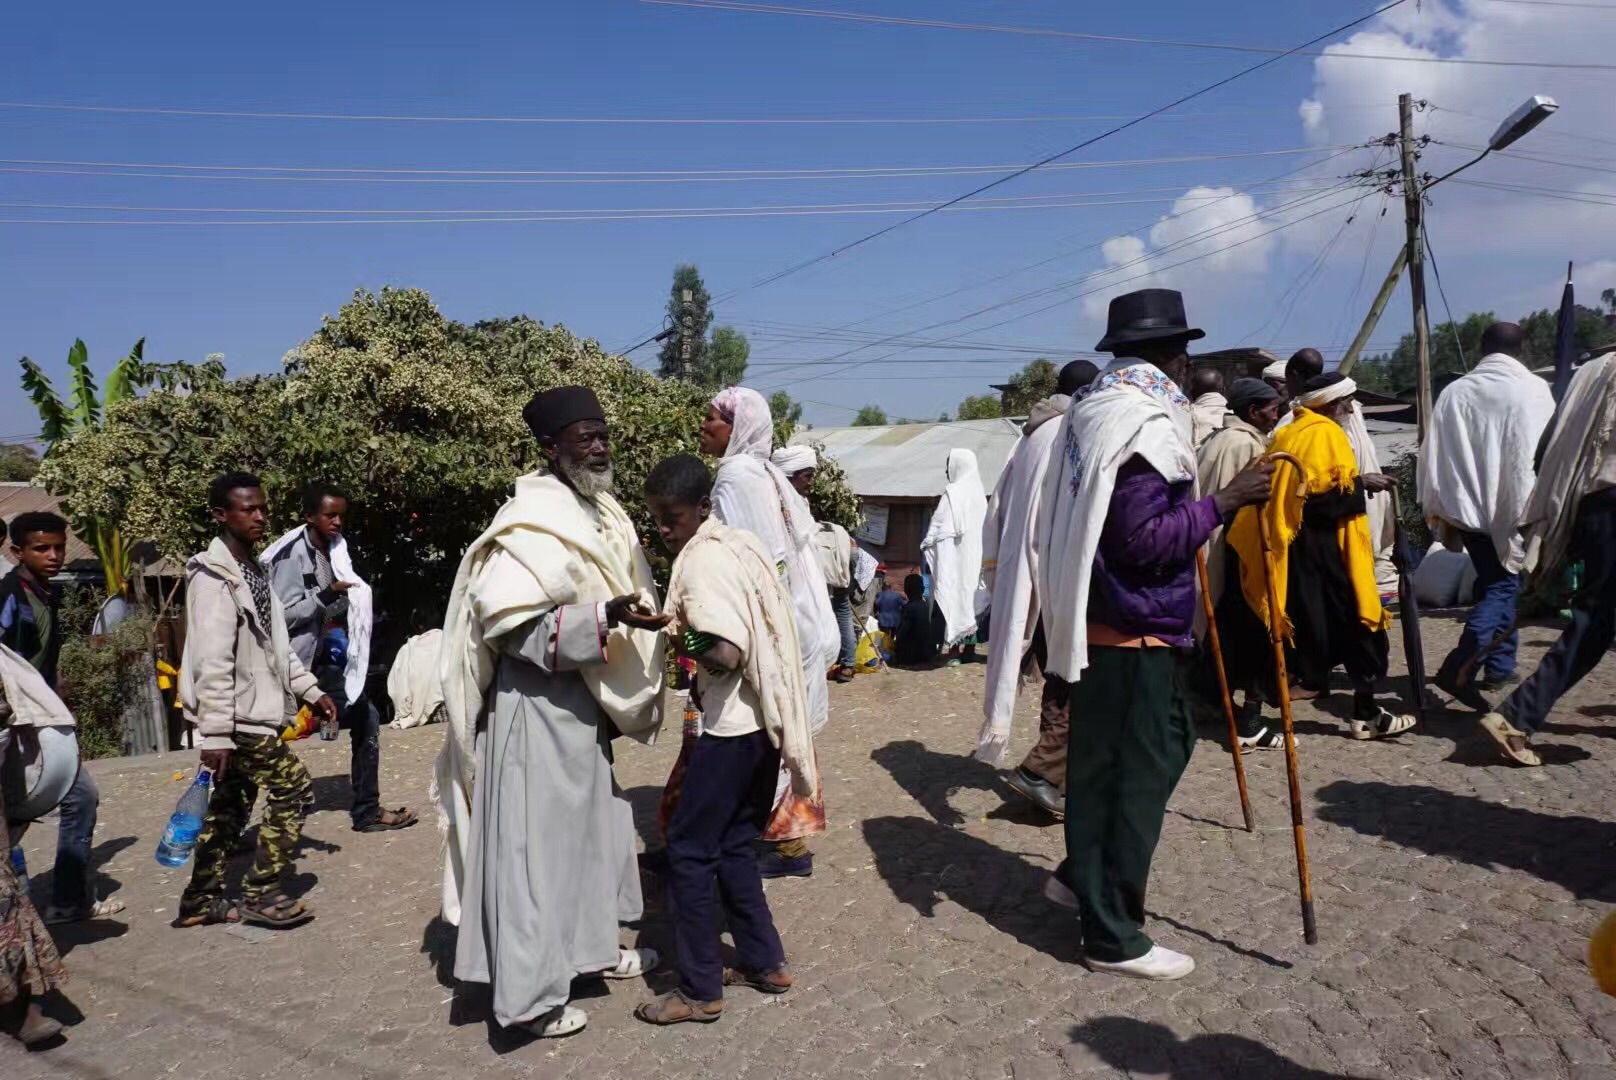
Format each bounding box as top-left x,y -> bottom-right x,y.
524,1004 -> 587,1038
1084,945 -> 1195,981
1042,874 -> 1078,910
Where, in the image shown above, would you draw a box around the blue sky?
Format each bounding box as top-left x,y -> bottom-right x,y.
4,0 -> 1613,440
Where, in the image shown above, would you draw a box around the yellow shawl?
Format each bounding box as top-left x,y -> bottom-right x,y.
1226,407 -> 1388,638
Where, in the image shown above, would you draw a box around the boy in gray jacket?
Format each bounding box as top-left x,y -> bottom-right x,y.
174,473 -> 335,929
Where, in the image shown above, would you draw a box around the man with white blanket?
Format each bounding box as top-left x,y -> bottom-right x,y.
436,386 -> 668,1038
922,449 -> 988,659
1419,323 -> 1555,709
263,485 -> 415,833
1480,344 -> 1616,766
1036,289 -> 1272,981
976,359 -> 1098,819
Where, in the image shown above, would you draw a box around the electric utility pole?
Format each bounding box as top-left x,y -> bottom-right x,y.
676,288 -> 697,379
1398,93 -> 1433,441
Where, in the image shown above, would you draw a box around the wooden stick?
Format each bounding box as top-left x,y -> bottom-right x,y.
1257,451 -> 1318,945
1197,549 -> 1255,832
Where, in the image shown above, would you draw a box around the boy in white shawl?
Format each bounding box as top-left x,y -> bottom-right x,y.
638,455 -> 815,1024
1420,323 -> 1555,710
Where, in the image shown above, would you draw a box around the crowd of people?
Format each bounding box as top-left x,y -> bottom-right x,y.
2,284 -> 1615,1045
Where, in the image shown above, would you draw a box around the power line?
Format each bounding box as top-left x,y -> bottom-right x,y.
711,0 -> 1410,303
1420,221 -> 1470,369
645,0 -> 1616,70
745,180 -> 1363,384
758,186 -> 1371,391
0,99 -> 1396,126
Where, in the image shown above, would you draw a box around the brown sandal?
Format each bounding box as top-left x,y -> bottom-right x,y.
635,990 -> 723,1025
723,964 -> 793,995
239,893 -> 314,929
173,897 -> 242,928
354,806 -> 419,833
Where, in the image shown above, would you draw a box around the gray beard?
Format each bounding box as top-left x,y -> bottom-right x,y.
560,460 -> 615,498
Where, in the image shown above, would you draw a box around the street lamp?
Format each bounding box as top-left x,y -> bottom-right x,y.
1426,94 -> 1559,189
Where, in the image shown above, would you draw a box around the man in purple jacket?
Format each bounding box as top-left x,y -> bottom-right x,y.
1039,289 -> 1272,981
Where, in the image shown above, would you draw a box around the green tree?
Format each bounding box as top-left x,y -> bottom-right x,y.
955,394 -> 1004,421
1000,358 -> 1059,415
656,264 -> 714,379
38,288 -> 857,614
19,338 -> 145,593
697,325 -> 749,389
1520,304 -> 1610,366
0,444 -> 40,481
768,390 -> 803,447
852,405 -> 888,426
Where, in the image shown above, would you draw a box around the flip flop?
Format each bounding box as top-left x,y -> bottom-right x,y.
172,897 -> 241,929
524,1005 -> 587,1038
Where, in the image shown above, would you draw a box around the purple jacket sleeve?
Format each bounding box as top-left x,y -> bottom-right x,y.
1099,457 -> 1221,573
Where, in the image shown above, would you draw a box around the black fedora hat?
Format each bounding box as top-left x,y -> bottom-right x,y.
1094,288 -> 1206,353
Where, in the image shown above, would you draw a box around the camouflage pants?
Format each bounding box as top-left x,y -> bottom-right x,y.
180,734 -> 312,908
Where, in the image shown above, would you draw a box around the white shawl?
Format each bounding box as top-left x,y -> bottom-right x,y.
1190,392 -> 1229,450
977,396 -> 1069,763
923,449 -> 988,647
386,629 -> 445,730
1417,353 -> 1556,572
260,525 -> 373,703
1037,364 -> 1195,682
434,471 -> 665,925
0,641 -> 75,730
1519,354 -> 1616,577
664,517 -> 818,796
710,387 -> 838,729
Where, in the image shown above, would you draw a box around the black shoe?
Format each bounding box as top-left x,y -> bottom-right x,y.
1434,672 -> 1491,713
1476,672 -> 1520,694
1005,767 -> 1064,819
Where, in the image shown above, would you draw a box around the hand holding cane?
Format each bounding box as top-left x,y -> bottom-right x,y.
1196,549 -> 1255,832
1256,450 -> 1319,945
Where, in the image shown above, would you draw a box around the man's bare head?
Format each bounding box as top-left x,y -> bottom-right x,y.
1188,366 -> 1225,401
1480,321 -> 1526,359
1285,348 -> 1325,399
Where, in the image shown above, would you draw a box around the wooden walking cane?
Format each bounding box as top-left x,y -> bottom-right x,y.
1197,550 -> 1255,832
1256,450 -> 1318,945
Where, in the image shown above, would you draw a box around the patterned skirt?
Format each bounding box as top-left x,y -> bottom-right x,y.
0,844 -> 67,1004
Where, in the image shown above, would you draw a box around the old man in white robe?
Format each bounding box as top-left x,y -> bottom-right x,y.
435,386 -> 668,1038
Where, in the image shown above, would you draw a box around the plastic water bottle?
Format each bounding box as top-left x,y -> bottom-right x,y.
8,847 -> 27,894
155,771 -> 213,867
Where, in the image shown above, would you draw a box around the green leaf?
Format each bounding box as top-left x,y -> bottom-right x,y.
102,338 -> 143,407
66,339 -> 101,430
19,356 -> 72,445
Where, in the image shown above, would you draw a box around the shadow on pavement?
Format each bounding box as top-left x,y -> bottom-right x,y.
1143,910 -> 1292,970
1069,1017 -> 1364,1078
1315,780 -> 1616,901
862,814 -> 1078,963
48,917 -> 129,957
869,739 -> 1016,827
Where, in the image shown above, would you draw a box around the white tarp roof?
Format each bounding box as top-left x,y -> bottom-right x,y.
789,418 -> 1024,499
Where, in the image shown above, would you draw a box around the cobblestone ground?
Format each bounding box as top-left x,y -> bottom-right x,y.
6,611 -> 1616,1079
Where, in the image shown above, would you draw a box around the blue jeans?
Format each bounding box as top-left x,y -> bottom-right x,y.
52,765 -> 100,910
830,587 -> 857,668
1436,531 -> 1519,684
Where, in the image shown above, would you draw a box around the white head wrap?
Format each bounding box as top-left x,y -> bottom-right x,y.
771,445 -> 818,475
1295,375 -> 1357,410
1262,359 -> 1288,382
711,385 -> 775,462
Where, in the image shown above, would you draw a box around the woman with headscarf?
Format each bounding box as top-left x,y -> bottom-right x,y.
922,449 -> 988,663
698,387 -> 836,878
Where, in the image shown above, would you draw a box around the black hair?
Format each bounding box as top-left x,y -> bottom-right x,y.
904,573 -> 925,601
1480,321 -> 1526,358
1188,366 -> 1224,399
7,511 -> 68,547
1286,348 -> 1325,382
1057,359 -> 1101,395
645,454 -> 712,504
301,482 -> 348,516
208,471 -> 263,511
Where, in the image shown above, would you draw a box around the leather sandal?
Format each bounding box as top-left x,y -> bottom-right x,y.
635,990 -> 724,1025
724,963 -> 793,995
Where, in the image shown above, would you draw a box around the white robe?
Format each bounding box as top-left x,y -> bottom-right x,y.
923,449 -> 988,648
1518,353 -> 1616,577
1417,352 -> 1556,572
710,388 -> 838,733
1190,392 -> 1230,450
976,395 -> 1070,763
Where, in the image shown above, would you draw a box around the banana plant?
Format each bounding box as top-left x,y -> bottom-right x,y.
18,339 -> 145,593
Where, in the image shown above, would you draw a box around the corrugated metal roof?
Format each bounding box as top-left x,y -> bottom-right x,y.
0,482 -> 97,568
789,418 -> 1024,499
